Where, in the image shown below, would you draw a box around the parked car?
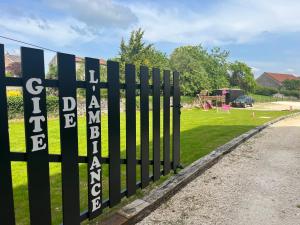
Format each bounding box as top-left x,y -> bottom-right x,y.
231,95 -> 254,107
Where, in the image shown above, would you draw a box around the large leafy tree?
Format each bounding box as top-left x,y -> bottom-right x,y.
116,28 -> 169,81
229,61 -> 256,93
170,46 -> 210,96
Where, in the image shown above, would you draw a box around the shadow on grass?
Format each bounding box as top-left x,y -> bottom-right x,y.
12,124 -> 265,225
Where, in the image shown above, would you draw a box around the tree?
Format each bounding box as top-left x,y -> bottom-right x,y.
229,61 -> 256,93
282,79 -> 300,90
116,28 -> 169,81
202,47 -> 230,89
170,46 -> 210,96
47,64 -> 57,79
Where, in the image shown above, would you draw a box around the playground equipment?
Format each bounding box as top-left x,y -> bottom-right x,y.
197,90 -> 226,110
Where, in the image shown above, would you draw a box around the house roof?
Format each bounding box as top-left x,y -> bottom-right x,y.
264,72 -> 300,84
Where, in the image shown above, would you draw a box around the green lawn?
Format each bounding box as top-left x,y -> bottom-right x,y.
9,108 -> 293,224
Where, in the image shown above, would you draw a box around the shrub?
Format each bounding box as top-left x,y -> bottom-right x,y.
7,96 -> 59,119
280,90 -> 300,98
254,86 -> 278,96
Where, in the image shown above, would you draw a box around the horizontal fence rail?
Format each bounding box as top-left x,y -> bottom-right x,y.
0,44 -> 181,225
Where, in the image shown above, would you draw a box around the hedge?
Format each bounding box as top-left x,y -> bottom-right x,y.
254,86 -> 278,96
7,96 -> 59,119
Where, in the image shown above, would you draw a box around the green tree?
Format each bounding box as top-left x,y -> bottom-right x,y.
282,79 -> 300,90
116,28 -> 169,81
202,47 -> 230,89
170,46 -> 210,96
229,61 -> 256,93
47,64 -> 57,79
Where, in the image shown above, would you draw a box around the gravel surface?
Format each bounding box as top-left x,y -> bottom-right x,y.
251,101 -> 300,111
138,116 -> 300,225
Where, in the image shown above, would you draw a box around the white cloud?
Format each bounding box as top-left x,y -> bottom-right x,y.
48,0 -> 137,29
128,0 -> 300,45
0,14 -> 97,47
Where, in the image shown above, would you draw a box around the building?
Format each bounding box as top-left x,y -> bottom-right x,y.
256,72 -> 300,89
49,55 -> 106,71
5,53 -> 21,77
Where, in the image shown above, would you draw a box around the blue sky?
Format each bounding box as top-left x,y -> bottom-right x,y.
1,0 -> 300,77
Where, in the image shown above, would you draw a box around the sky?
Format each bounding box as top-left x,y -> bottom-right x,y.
1,0 -> 300,77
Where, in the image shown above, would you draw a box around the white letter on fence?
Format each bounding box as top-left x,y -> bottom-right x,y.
29,115 -> 45,132
62,97 -> 76,112
64,113 -> 76,128
26,78 -> 43,95
31,134 -> 46,152
31,97 -> 41,114
88,110 -> 100,124
91,196 -> 101,212
89,70 -> 98,84
90,169 -> 101,185
88,96 -> 100,109
90,126 -> 100,139
90,156 -> 100,170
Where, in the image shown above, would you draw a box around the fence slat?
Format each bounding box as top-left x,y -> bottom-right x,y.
85,57 -> 102,219
58,53 -> 80,225
152,68 -> 160,181
125,64 -> 136,196
172,71 -> 180,170
0,44 -> 15,225
163,70 -> 171,175
140,66 -> 149,188
21,47 -> 52,225
107,61 -> 121,206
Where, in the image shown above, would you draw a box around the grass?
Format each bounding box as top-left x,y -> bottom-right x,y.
8,108 -> 294,224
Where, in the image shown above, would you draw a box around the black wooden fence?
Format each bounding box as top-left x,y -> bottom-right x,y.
0,44 -> 181,225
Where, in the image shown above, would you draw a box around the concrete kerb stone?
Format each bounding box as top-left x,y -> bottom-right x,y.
101,111 -> 300,225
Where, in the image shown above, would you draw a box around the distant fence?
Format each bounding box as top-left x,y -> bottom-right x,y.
0,44 -> 181,225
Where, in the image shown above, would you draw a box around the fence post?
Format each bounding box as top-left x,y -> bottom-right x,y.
0,44 -> 15,225
140,66 -> 150,188
58,53 -> 80,225
85,57 -> 102,219
152,68 -> 161,181
125,64 -> 137,196
107,61 -> 121,206
172,71 -> 180,171
21,47 -> 52,225
163,70 -> 171,175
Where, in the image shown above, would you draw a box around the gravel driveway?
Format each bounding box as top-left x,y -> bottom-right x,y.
138,116 -> 300,225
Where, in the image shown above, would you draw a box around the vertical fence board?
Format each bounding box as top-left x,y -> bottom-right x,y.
85,58 -> 102,219
58,53 -> 80,225
0,44 -> 15,225
21,47 -> 52,225
172,71 -> 180,170
163,70 -> 171,175
125,64 -> 136,196
107,61 -> 121,206
152,68 -> 160,181
140,66 -> 149,188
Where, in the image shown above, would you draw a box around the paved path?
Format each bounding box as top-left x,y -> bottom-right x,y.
138,116 -> 300,225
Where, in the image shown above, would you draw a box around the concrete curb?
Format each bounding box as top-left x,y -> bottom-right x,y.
101,112 -> 300,225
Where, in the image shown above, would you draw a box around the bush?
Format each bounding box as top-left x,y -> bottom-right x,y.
7,96 -> 59,119
280,90 -> 300,98
254,86 -> 278,96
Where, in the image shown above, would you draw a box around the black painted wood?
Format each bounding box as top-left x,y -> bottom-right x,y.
21,47 -> 52,225
172,71 -> 180,170
0,44 -> 15,225
140,66 -> 149,188
152,68 -> 161,181
125,64 -> 137,196
163,70 -> 171,175
85,57 -> 102,219
107,61 -> 121,206
57,53 -> 80,225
